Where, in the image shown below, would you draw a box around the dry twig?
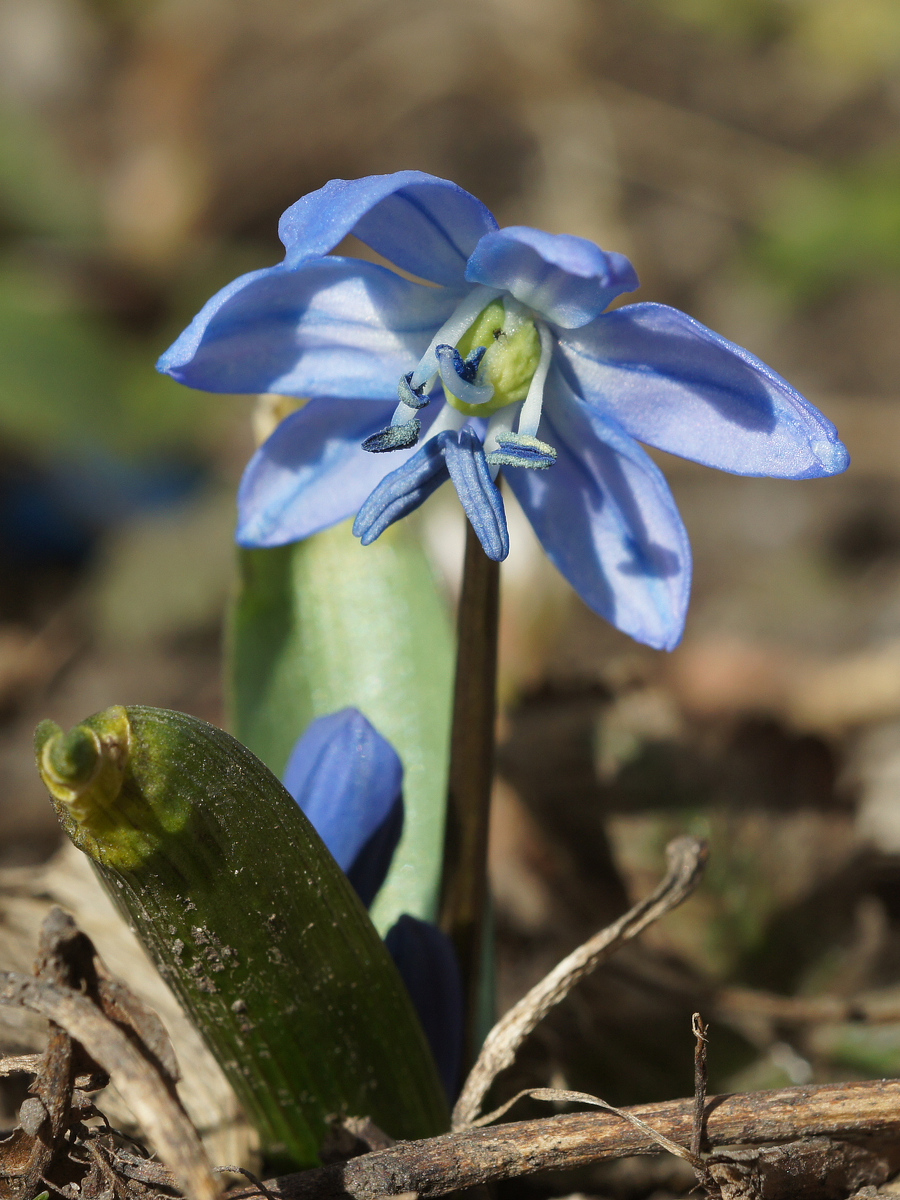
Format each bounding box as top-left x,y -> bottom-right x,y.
0,908 -> 220,1200
692,1012 -> 710,1159
452,835 -> 708,1129
239,1079 -> 900,1200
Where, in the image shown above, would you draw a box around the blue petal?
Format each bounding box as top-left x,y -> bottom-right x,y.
465,227 -> 639,329
352,433 -> 451,545
384,915 -> 463,1101
279,171 -> 498,286
284,708 -> 403,908
238,398 -> 443,547
504,369 -> 692,651
442,428 -> 509,561
557,302 -> 850,478
157,257 -> 458,399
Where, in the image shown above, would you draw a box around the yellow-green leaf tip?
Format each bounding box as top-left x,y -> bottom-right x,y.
42,724 -> 101,788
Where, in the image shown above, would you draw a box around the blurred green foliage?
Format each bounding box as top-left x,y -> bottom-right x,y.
650,0 -> 789,42
650,0 -> 900,301
0,87 -> 250,465
654,0 -> 900,68
755,156 -> 900,300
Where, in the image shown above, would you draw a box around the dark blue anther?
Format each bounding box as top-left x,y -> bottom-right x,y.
362,418 -> 421,453
461,345 -> 486,381
398,373 -> 430,410
486,431 -> 558,471
437,344 -> 486,384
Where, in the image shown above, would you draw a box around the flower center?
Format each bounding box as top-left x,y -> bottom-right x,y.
444,299 -> 542,416
361,286 -> 557,467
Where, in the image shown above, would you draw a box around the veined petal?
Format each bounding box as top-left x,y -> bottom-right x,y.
284,708 -> 403,909
279,171 -> 498,286
442,428 -> 509,561
353,433 -> 451,545
158,258 -> 458,399
384,915 -> 463,1101
505,370 -> 692,651
238,399 -> 441,547
465,227 -> 638,329
558,302 -> 850,478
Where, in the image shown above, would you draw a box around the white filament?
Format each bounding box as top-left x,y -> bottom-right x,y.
410,286 -> 502,389
484,404 -> 520,479
422,400 -> 466,441
515,321 -> 554,438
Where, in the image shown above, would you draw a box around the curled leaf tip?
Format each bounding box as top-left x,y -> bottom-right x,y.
42,725 -> 101,788
35,706 -> 131,834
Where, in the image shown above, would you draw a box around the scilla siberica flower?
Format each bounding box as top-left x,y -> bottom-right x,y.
284,707 -> 463,1098
159,171 -> 849,650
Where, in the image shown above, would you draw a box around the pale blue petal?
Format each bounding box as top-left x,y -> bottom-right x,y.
158,257 -> 458,399
442,428 -> 509,561
465,227 -> 638,328
384,915 -> 463,1101
284,709 -> 403,909
558,302 -> 850,478
237,399 -> 442,546
505,370 -> 692,651
352,434 -> 450,545
279,171 -> 498,286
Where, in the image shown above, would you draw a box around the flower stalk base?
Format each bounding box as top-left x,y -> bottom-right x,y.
439,521 -> 500,1071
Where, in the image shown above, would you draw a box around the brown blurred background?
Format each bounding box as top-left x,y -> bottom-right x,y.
3,0 -> 900,1192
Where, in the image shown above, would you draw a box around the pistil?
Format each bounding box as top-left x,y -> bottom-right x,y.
364,291 -> 556,463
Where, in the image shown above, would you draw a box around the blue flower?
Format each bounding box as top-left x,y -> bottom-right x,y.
158,171 -> 849,650
284,707 -> 462,1098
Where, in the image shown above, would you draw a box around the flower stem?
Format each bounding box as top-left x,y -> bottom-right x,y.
439,521 -> 500,1071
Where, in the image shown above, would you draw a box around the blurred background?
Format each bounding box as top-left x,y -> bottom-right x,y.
3,0 -> 900,1193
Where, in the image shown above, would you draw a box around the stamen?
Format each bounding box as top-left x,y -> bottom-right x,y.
486,431 -> 558,470
398,373 -> 430,410
362,419 -> 421,453
515,321 -> 554,438
483,404 -> 519,480
436,345 -> 494,407
425,402 -> 467,439
362,373 -> 430,454
410,286 -> 502,389
459,346 -> 487,381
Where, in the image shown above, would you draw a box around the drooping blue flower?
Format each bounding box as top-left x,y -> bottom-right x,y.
158,171 -> 850,650
283,708 -> 462,1097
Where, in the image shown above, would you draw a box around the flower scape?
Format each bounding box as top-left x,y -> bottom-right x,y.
159,170 -> 849,650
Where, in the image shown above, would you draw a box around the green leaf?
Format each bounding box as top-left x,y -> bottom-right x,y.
35,705 -> 449,1166
228,520 -> 454,933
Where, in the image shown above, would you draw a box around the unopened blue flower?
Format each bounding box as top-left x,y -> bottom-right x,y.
284,708 -> 462,1097
158,171 -> 849,650
284,707 -> 404,909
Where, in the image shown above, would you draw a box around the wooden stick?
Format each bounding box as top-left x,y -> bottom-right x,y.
230,1078 -> 900,1200
690,1012 -> 709,1159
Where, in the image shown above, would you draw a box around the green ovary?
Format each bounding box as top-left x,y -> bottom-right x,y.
447,299 -> 542,416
